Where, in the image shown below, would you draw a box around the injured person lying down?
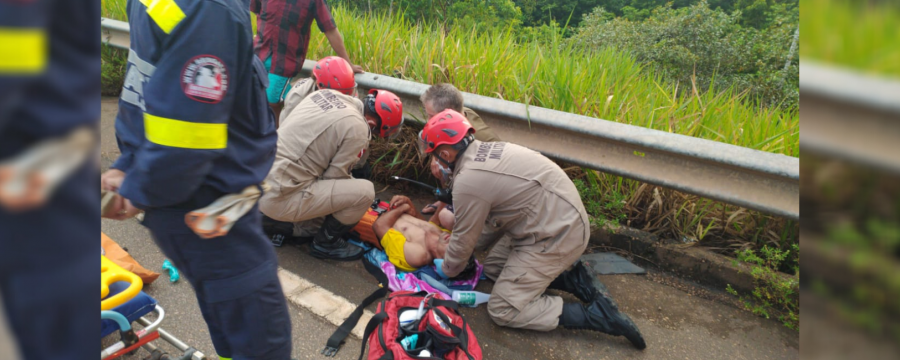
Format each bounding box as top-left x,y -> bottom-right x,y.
372,195 -> 455,272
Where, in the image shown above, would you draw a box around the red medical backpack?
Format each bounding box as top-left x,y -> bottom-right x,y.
360,291 -> 482,360
322,261 -> 482,360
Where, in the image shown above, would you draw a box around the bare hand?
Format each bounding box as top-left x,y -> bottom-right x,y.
101,169 -> 126,192
390,195 -> 413,209
351,64 -> 364,74
102,194 -> 142,220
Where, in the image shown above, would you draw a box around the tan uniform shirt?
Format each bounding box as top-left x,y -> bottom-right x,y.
266,89 -> 370,196
463,107 -> 501,142
281,80 -> 371,168
279,77 -> 316,122
442,141 -> 589,277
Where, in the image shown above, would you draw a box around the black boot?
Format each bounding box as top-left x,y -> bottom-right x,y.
560,300 -> 646,350
309,215 -> 365,261
549,260 -> 612,304
262,215 -> 294,247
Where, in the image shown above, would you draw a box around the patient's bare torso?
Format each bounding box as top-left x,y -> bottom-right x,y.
393,214 -> 451,268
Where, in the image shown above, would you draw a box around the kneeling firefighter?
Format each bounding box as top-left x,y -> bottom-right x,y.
421,109 -> 646,349
259,58 -> 404,261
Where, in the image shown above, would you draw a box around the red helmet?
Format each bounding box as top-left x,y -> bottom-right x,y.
419,109 -> 475,154
312,56 -> 356,95
366,89 -> 404,138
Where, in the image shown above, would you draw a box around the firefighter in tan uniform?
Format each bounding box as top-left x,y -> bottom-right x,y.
279,57 -> 373,179
419,83 -> 500,216
259,59 -> 405,261
279,76 -> 316,121
421,109 -> 646,349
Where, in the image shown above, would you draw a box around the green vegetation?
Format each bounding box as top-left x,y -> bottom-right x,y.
330,0 -> 523,31
799,0 -> 900,340
802,156 -> 900,340
575,1 -> 798,108
334,0 -> 798,31
726,244 -> 799,330
800,0 -> 900,77
304,7 -> 798,154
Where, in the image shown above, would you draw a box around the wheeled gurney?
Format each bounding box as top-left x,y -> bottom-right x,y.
101,254 -> 207,360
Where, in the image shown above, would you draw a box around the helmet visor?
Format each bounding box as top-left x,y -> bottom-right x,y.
417,130 -> 429,156
382,119 -> 403,140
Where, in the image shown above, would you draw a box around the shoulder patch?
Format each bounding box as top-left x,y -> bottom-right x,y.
181,55 -> 228,103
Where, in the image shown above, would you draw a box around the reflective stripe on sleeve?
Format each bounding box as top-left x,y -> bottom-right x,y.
139,0 -> 186,34
0,28 -> 47,74
144,113 -> 227,149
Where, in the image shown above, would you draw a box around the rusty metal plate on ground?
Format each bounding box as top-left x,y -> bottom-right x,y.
581,253 -> 646,275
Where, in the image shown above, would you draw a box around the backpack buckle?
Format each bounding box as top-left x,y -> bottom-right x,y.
320,345 -> 339,357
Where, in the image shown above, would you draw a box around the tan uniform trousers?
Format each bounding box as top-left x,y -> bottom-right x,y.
259,178 -> 375,226
481,224 -> 588,331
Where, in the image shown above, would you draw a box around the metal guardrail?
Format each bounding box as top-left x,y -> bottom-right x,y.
100,18 -> 131,50
101,18 -> 800,220
799,62 -> 900,175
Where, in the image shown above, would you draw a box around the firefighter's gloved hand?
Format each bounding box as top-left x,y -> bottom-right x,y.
433,259 -> 449,279
351,162 -> 372,179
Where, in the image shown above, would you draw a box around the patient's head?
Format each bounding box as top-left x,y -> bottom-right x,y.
428,231 -> 451,260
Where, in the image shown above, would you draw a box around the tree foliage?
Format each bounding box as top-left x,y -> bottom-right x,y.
511,0 -> 796,28
574,1 -> 798,108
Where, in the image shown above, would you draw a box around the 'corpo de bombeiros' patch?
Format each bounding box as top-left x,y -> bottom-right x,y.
181,55 -> 228,103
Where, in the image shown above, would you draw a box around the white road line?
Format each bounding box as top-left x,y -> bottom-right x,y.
277,267 -> 374,339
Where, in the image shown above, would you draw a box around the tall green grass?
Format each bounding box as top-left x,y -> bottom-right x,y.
801,0 -> 900,77
307,7 -> 799,156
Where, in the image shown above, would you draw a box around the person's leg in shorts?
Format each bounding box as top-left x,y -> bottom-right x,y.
264,56 -> 293,126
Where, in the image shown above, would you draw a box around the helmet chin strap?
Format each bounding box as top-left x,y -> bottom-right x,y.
435,134 -> 475,170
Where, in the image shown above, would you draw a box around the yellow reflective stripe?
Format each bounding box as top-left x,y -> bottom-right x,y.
144,113 -> 227,149
139,0 -> 186,34
218,357 -> 231,360
0,28 -> 47,74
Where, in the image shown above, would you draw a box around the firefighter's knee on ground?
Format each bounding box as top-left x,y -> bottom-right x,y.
481,263 -> 503,281
486,295 -> 518,328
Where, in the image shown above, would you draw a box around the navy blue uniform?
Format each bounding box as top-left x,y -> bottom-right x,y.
112,0 -> 290,358
0,0 -> 98,359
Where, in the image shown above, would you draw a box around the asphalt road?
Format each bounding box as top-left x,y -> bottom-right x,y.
100,97 -> 799,360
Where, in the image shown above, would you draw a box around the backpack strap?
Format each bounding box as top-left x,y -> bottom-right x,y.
431,308 -> 476,360
428,297 -> 459,311
321,258 -> 390,357
357,310 -> 389,360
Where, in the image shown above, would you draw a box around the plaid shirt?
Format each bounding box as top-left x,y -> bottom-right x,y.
250,0 -> 337,78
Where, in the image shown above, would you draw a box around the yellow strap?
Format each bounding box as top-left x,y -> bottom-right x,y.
140,0 -> 186,34
0,28 -> 47,74
144,113 -> 228,149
